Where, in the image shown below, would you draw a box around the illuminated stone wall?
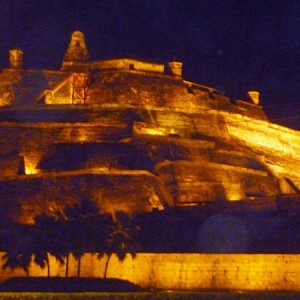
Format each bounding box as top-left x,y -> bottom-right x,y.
0,108 -> 296,216
224,113 -> 300,180
157,160 -> 278,203
104,253 -> 300,291
0,110 -> 134,175
88,58 -> 165,73
0,69 -> 66,106
0,253 -> 300,291
86,71 -> 189,107
0,32 -> 300,226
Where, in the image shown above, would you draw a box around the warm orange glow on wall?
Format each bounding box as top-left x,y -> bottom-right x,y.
1,253 -> 300,292
133,122 -> 168,136
224,183 -> 244,201
148,187 -> 164,210
23,157 -> 39,175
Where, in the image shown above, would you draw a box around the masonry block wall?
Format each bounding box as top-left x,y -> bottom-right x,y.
102,253 -> 300,291
0,253 -> 299,291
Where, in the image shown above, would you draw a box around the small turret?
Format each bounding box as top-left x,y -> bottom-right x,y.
61,31 -> 89,70
167,61 -> 183,76
9,48 -> 23,69
248,90 -> 260,105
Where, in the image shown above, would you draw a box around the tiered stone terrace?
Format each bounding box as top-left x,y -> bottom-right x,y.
0,31 -> 299,225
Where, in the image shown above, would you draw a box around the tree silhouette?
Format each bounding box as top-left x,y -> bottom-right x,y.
32,213 -> 57,277
29,199 -> 107,278
102,211 -> 140,278
50,209 -> 74,278
32,209 -> 72,277
2,226 -> 32,277
61,198 -> 101,277
2,201 -> 140,279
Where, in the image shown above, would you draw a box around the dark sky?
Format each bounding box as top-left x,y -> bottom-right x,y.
0,0 -> 300,129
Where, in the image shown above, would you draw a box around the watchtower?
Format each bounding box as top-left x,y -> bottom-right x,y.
61,31 -> 89,70
9,48 -> 23,69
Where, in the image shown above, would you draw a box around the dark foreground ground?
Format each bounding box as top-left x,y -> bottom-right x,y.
0,291 -> 299,300
0,278 -> 299,299
0,277 -> 142,292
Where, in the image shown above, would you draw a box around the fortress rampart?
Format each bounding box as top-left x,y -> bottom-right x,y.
0,31 -> 299,255
0,253 -> 300,292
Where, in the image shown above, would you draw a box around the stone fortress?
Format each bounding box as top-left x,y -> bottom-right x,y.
0,30 -> 299,232
1,31 -> 300,291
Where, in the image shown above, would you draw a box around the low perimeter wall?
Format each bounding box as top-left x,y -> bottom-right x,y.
0,253 -> 299,291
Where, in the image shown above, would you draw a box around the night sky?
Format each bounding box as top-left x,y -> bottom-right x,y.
0,0 -> 300,129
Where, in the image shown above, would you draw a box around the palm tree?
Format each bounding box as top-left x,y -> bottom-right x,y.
32,213 -> 57,277
33,250 -> 50,277
37,199 -> 100,278
61,198 -> 101,277
102,211 -> 140,279
2,226 -> 32,277
51,210 -> 72,278
33,209 -> 71,277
